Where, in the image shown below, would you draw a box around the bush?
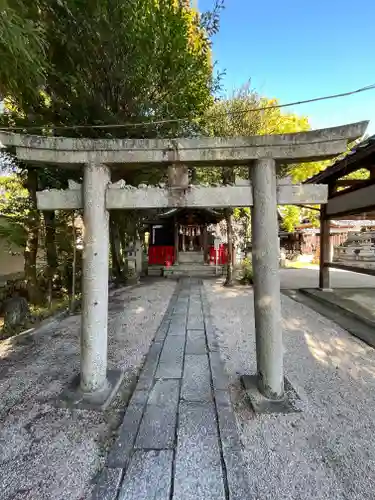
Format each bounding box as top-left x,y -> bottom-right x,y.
240,257 -> 253,285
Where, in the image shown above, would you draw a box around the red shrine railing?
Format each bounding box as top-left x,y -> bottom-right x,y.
148,246 -> 175,266
209,244 -> 228,265
148,245 -> 228,266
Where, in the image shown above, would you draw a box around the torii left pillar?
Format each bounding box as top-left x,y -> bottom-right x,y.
74,163 -> 123,408
81,163 -> 110,394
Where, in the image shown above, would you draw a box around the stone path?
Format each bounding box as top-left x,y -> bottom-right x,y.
91,278 -> 249,500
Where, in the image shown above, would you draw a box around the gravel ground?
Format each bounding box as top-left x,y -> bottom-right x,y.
204,280 -> 375,500
0,279 -> 175,500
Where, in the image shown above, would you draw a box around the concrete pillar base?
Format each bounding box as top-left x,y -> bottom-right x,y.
241,374 -> 302,414
60,369 -> 124,410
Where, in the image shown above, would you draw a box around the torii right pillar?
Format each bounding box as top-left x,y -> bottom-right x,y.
251,158 -> 284,401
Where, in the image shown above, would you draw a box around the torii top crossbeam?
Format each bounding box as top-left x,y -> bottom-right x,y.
0,121 -> 368,166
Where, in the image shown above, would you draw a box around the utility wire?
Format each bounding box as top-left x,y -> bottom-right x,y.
1,83 -> 374,132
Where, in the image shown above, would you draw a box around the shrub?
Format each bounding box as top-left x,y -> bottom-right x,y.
240,257 -> 253,285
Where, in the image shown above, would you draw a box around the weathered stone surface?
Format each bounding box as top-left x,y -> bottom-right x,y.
185,330 -> 206,354
136,373 -> 154,391
3,122 -> 367,163
129,389 -> 149,406
136,341 -> 162,389
155,335 -> 185,379
188,303 -> 202,314
154,324 -> 169,341
169,315 -> 187,331
216,403 -> 242,452
169,321 -> 187,334
106,403 -> 144,468
206,332 -> 219,352
91,467 -> 123,500
146,340 -> 163,361
209,351 -> 229,391
37,183 -> 329,210
147,379 -> 180,406
99,279 -> 250,499
135,380 -> 179,449
81,163 -> 110,394
181,354 -> 212,402
187,313 -> 204,330
1,296 -> 30,329
167,324 -> 186,336
252,158 -> 284,399
118,450 -> 173,500
214,389 -> 232,407
222,449 -> 251,500
135,404 -> 177,449
174,401 -> 225,500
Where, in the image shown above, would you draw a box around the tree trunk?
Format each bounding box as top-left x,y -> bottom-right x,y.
24,168 -> 42,304
109,213 -> 125,282
43,210 -> 57,307
224,208 -> 234,287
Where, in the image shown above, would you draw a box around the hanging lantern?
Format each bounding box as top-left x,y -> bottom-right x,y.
196,227 -> 201,236
179,227 -> 183,235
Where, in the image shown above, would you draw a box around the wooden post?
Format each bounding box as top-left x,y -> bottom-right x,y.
174,219 -> 179,264
319,185 -> 333,290
203,226 -> 208,263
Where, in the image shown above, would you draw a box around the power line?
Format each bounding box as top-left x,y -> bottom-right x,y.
1,83 -> 374,132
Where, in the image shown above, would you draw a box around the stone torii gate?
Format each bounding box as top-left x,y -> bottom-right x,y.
0,121 -> 367,410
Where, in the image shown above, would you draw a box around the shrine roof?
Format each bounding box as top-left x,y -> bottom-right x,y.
304,134 -> 375,184
145,207 -> 224,225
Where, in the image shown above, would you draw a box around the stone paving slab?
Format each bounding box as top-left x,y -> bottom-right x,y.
187,316 -> 205,330
174,401 -> 226,500
155,335 -> 185,378
118,450 -> 173,500
91,467 -> 123,500
106,402 -> 145,468
93,278 -> 249,500
135,403 -> 178,449
185,329 -> 206,354
135,380 -> 179,449
209,350 -> 230,390
181,354 -> 212,402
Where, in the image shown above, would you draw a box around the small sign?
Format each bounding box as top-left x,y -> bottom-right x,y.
214,238 -> 220,250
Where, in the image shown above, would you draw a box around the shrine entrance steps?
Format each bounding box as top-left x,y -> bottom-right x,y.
163,263 -> 225,278
91,278 -> 249,500
147,263 -> 225,278
178,251 -> 205,264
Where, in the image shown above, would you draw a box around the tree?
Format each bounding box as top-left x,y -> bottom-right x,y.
201,84 -> 332,278
0,1 -> 46,101
1,0 -> 222,293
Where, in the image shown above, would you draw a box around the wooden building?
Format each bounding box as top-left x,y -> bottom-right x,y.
145,208 -> 228,267
305,134 -> 375,287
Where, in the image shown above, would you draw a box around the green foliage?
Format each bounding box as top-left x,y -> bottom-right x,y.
3,0 -> 218,142
0,0 -> 46,100
0,174 -> 29,247
0,0 -> 223,298
281,205 -> 301,233
200,84 -> 325,233
341,168 -> 370,181
239,257 -> 253,285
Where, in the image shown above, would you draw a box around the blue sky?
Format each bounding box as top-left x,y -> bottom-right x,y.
199,0 -> 375,135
